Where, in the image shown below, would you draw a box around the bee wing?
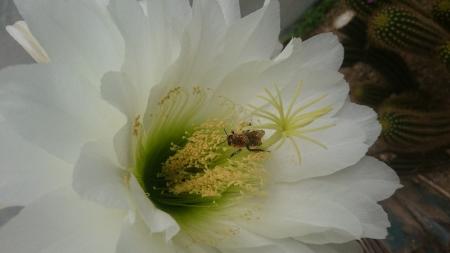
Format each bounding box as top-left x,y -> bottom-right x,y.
253,130 -> 265,139
247,130 -> 265,146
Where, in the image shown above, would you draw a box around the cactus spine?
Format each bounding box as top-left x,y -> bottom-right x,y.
379,105 -> 450,152
438,41 -> 450,69
432,0 -> 450,31
368,5 -> 447,53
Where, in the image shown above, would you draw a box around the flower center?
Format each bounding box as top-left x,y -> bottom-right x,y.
162,120 -> 266,199
133,86 -> 267,215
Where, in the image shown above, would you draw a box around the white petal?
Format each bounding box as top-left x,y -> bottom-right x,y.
109,0 -> 190,94
14,0 -> 124,84
221,239 -> 361,253
173,233 -> 221,253
317,156 -> 401,201
307,242 -> 363,253
222,226 -> 362,253
5,21 -> 49,63
101,72 -> 144,167
108,0 -> 152,89
157,0 -> 226,89
73,141 -> 129,209
235,178 -> 390,244
101,71 -> 141,118
267,119 -> 369,182
0,121 -> 71,206
0,188 -> 124,253
237,193 -> 362,241
273,38 -> 299,62
116,216 -> 174,253
224,0 -> 281,63
205,0 -> 281,90
216,223 -> 275,249
288,33 -> 344,71
217,0 -> 241,24
215,53 -> 347,112
336,102 -> 381,146
129,176 -> 180,241
0,64 -> 125,162
221,239 -> 316,253
270,180 -> 388,243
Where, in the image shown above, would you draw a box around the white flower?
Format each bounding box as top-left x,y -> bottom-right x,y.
0,0 -> 401,252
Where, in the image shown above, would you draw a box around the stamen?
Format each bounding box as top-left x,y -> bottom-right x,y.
250,83 -> 335,163
161,120 -> 267,199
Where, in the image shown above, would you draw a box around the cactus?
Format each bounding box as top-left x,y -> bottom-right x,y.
368,5 -> 447,54
437,41 -> 450,69
432,0 -> 450,31
351,82 -> 392,108
365,47 -> 419,92
339,16 -> 368,49
381,91 -> 436,111
379,104 -> 450,153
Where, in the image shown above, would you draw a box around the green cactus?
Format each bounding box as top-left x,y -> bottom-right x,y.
432,0 -> 450,31
437,41 -> 450,69
351,82 -> 392,108
368,5 -> 447,54
381,91 -> 436,111
379,104 -> 450,153
345,0 -> 391,19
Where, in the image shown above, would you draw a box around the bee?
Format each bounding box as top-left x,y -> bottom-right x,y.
225,128 -> 266,156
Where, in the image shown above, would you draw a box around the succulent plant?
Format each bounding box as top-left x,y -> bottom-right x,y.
351,81 -> 392,108
364,47 -> 419,91
368,5 -> 447,54
432,0 -> 450,31
379,103 -> 450,153
437,41 -> 450,69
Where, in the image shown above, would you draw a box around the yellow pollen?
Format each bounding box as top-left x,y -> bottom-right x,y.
171,153 -> 266,197
159,87 -> 182,105
133,115 -> 142,136
161,120 -> 267,198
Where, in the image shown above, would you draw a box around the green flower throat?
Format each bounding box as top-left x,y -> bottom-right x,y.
132,87 -> 267,215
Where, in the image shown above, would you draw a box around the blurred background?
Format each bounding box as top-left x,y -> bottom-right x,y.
1,0 -> 449,252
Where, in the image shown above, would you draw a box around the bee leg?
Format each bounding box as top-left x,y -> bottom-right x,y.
230,149 -> 242,157
246,146 -> 266,152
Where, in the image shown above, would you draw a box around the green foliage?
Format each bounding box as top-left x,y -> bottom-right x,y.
344,0 -> 391,18
282,0 -> 337,42
368,5 -> 445,54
